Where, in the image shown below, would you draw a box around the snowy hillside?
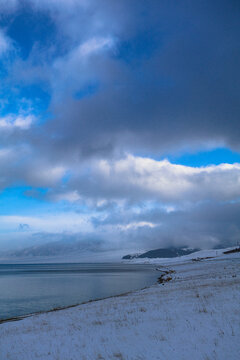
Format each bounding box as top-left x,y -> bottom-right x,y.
123,246 -> 239,265
0,251 -> 239,360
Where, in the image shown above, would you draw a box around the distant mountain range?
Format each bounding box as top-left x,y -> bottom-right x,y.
122,247 -> 199,259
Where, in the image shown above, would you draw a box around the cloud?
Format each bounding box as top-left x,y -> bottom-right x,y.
52,191 -> 81,202
0,213 -> 93,234
2,200 -> 239,259
2,0 -> 240,156
30,0 -> 88,11
0,0 -> 85,12
18,223 -> 30,232
0,144 -> 66,190
8,235 -> 105,258
51,36 -> 115,99
0,114 -> 35,130
0,0 -> 18,13
31,0 -> 238,158
64,155 -> 240,204
0,0 -> 239,257
79,37 -> 115,57
28,165 -> 66,187
0,29 -> 11,56
0,148 -> 13,159
93,201 -> 240,250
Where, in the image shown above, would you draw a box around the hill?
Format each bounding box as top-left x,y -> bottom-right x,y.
122,246 -> 199,259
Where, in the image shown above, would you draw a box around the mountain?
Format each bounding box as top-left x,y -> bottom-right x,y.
122,247 -> 199,259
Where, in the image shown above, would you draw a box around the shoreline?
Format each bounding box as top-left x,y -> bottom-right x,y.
0,285 -> 151,325
0,266 -> 162,325
1,253 -> 239,359
0,248 -> 238,325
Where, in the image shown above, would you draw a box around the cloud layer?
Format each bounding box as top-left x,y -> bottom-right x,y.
2,0 -> 240,156
72,155 -> 240,203
0,1 -> 239,257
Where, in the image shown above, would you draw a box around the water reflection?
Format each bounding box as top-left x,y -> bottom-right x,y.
0,263 -> 158,320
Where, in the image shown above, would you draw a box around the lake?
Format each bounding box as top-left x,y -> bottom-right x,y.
0,263 -> 158,320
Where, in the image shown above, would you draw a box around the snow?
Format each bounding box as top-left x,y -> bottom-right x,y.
0,252 -> 239,360
123,246 -> 238,265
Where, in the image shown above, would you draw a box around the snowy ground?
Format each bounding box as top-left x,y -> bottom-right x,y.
123,247 -> 238,265
0,252 -> 239,360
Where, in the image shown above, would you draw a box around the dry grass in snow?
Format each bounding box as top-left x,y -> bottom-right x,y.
0,253 -> 239,360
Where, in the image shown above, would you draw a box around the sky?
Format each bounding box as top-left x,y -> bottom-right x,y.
0,0 -> 240,261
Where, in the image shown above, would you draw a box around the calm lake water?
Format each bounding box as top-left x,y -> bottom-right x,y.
0,263 -> 158,320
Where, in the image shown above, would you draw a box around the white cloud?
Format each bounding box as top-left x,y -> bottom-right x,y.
53,190 -> 81,202
76,154 -> 240,203
0,148 -> 13,159
117,221 -> 157,231
53,36 -> 114,73
0,213 -> 93,233
51,36 -> 114,98
0,114 -> 35,130
79,37 -> 114,57
0,29 -> 11,56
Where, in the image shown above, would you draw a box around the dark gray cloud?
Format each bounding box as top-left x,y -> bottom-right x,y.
2,0 -> 240,161
37,0 -> 240,160
1,0 -> 239,166
93,201 -> 240,250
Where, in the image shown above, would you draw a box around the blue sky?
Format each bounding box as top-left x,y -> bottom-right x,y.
0,0 -> 239,260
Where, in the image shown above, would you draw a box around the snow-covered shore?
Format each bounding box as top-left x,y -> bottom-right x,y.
0,252 -> 239,360
122,246 -> 238,265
